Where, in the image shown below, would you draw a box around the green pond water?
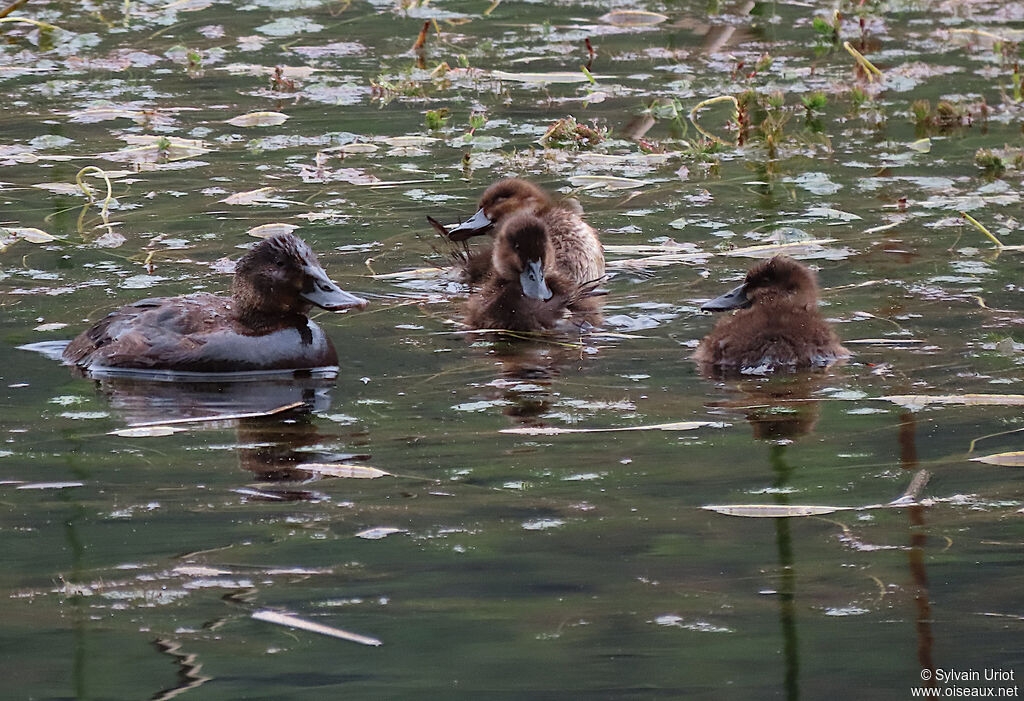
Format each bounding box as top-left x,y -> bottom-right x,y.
2,0 -> 1023,698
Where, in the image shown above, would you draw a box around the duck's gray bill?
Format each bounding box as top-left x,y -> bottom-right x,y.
301,266 -> 368,311
520,259 -> 553,301
447,208 -> 493,241
701,283 -> 751,311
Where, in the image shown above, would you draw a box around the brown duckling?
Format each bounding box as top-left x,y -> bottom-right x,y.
445,178 -> 604,286
694,256 -> 848,373
63,233 -> 367,374
463,213 -> 601,332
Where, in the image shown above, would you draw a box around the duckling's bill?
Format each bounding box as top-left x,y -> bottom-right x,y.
300,265 -> 368,311
520,259 -> 553,301
447,207 -> 493,241
701,283 -> 752,312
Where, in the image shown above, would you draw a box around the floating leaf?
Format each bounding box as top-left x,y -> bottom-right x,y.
805,207 -> 862,221
970,452 -> 1024,467
491,70 -> 604,84
371,267 -> 444,280
880,394 -> 1024,409
127,401 -> 307,429
101,138 -> 211,163
845,338 -> 925,345
226,111 -> 290,127
110,426 -> 185,438
355,527 -> 404,540
568,175 -> 650,190
324,143 -> 379,154
909,137 -> 932,153
3,227 -> 56,243
32,182 -> 86,195
722,239 -> 839,258
221,187 -> 278,205
599,9 -> 668,26
379,136 -> 437,147
65,106 -> 149,123
252,610 -> 381,646
703,504 -> 854,518
173,565 -> 233,576
16,481 -> 85,490
500,421 -> 715,435
247,222 -> 299,238
296,463 -> 391,479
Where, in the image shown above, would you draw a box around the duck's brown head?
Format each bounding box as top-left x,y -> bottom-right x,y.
702,256 -> 819,312
492,213 -> 555,301
448,178 -> 551,242
232,233 -> 368,322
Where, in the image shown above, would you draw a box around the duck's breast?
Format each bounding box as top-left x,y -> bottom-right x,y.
193,321 -> 337,371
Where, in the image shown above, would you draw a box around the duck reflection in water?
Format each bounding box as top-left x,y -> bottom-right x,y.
92,375 -> 364,501
468,340 -> 597,429
706,374 -> 824,443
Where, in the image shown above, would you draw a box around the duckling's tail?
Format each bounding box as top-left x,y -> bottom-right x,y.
571,276 -> 610,303
427,216 -> 493,284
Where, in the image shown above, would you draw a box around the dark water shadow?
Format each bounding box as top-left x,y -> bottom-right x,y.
707,373 -> 830,700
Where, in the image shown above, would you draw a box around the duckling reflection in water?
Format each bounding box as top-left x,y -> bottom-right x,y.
707,375 -> 825,443
63,233 -> 367,374
463,213 -> 603,333
694,256 -> 848,375
441,178 -> 604,287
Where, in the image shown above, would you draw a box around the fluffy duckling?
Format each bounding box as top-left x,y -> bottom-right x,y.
64,233 -> 367,373
445,178 -> 604,286
463,214 -> 601,332
694,256 -> 848,373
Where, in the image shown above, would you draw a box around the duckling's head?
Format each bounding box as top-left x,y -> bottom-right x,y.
449,178 -> 551,241
492,214 -> 555,301
233,233 -> 367,321
702,256 -> 819,312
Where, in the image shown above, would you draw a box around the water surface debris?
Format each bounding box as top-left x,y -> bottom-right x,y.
226,111 -> 289,127
970,452 -> 1024,467
501,421 -> 716,435
122,401 -> 307,430
252,610 -> 382,647
702,504 -> 854,518
296,463 -> 390,479
880,394 -> 1024,409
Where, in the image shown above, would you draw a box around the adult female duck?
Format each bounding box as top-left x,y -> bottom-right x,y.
463,213 -> 601,332
63,233 -> 367,374
694,256 -> 848,373
445,178 -> 604,286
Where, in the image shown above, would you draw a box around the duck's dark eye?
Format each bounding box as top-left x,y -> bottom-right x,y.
275,259 -> 286,268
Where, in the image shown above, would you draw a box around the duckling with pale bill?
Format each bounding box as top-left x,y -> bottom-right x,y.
463,213 -> 602,332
